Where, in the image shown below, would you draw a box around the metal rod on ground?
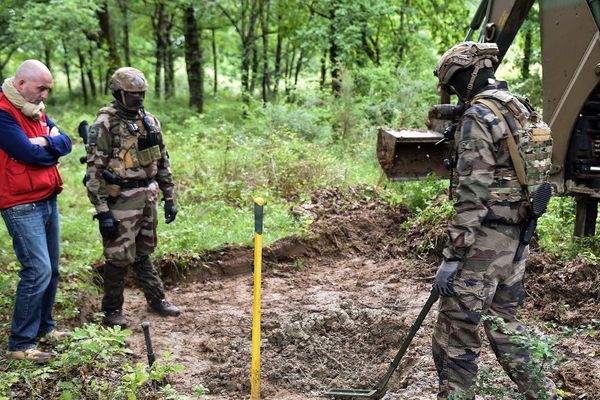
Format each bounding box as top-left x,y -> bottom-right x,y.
251,198 -> 265,400
142,320 -> 158,389
325,286 -> 440,399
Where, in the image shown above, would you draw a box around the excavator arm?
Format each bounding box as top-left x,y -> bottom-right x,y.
465,0 -> 534,63
378,0 -> 600,237
377,0 -> 534,182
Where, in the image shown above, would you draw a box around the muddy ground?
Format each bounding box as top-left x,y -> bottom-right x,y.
110,188 -> 600,399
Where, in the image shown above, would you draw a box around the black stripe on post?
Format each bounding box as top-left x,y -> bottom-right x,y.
254,201 -> 264,235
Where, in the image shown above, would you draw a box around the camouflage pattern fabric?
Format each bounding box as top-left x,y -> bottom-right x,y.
85,104 -> 173,309
109,67 -> 148,92
103,182 -> 159,266
436,81 -> 556,399
443,82 -> 530,261
433,224 -> 556,399
85,104 -> 174,215
472,92 -> 553,196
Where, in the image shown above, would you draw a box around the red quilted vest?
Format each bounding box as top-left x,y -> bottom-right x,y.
0,92 -> 63,209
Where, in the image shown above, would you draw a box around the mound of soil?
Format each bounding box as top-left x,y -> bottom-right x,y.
94,187 -> 600,399
525,252 -> 600,326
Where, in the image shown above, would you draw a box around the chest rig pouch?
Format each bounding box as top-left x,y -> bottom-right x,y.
136,113 -> 162,166
473,94 -> 553,202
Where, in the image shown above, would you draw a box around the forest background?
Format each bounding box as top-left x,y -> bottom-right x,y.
0,0 -> 597,399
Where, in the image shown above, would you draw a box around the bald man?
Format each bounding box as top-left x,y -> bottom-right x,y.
0,60 -> 72,363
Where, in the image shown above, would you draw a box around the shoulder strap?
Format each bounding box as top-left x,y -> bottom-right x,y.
474,98 -> 528,188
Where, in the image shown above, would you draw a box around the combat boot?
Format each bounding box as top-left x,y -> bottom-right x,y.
149,299 -> 181,317
101,262 -> 127,328
102,309 -> 128,329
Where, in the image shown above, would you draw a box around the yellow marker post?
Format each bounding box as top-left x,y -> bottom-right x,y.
251,197 -> 265,400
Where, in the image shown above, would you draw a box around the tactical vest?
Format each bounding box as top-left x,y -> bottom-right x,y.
472,90 -> 553,202
96,106 -> 163,179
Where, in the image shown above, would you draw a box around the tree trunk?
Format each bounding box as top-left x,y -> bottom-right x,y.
261,0 -> 270,104
361,31 -> 377,66
250,39 -> 259,94
163,12 -> 175,99
154,2 -> 166,99
44,46 -> 51,71
0,47 -> 17,81
242,0 -> 260,104
522,26 -> 532,80
329,1 -> 340,95
294,49 -> 304,87
320,48 -> 327,90
284,45 -> 295,95
374,25 -> 381,66
241,39 -> 252,104
183,4 -> 204,113
165,52 -> 174,98
77,50 -> 89,105
97,0 -> 122,75
61,41 -> 72,95
116,0 -> 131,66
63,61 -> 72,95
272,16 -> 282,99
86,50 -> 97,98
211,28 -> 218,96
218,0 -> 259,106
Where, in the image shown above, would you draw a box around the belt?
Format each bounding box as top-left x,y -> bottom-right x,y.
119,178 -> 155,189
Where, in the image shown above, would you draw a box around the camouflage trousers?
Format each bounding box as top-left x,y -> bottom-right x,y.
103,184 -> 160,266
101,184 -> 165,310
432,223 -> 557,400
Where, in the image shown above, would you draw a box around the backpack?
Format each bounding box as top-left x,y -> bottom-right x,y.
473,96 -> 553,199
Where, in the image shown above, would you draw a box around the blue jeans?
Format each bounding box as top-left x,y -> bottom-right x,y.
1,195 -> 60,351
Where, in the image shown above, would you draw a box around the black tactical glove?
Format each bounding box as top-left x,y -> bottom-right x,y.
434,259 -> 459,297
164,199 -> 177,224
94,211 -> 120,240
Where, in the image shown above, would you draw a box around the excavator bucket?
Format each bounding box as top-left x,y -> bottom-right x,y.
377,103 -> 460,181
376,128 -> 452,181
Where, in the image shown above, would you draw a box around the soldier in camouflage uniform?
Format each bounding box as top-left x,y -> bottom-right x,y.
431,42 -> 557,399
85,67 -> 180,328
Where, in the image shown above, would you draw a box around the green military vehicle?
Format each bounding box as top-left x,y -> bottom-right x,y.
377,0 -> 600,236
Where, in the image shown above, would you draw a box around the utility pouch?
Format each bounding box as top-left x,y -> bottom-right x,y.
138,145 -> 161,166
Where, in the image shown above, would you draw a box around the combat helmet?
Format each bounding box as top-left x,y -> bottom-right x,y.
109,67 -> 148,93
434,41 -> 498,98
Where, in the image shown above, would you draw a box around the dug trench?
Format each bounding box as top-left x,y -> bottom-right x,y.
103,188 -> 600,399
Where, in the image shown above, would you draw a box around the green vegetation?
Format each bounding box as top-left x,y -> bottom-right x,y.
0,0 -> 597,398
538,197 -> 600,262
0,324 -> 203,400
470,315 -> 564,400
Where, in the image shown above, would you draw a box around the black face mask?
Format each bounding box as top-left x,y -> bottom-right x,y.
113,90 -> 145,110
448,67 -> 496,102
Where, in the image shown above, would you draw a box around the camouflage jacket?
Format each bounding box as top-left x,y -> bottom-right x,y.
85,104 -> 174,214
443,81 -> 529,260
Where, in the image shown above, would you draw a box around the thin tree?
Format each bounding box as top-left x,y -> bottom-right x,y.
164,15 -> 175,99
272,13 -> 282,99
211,27 -> 218,96
77,49 -> 89,105
183,4 -> 204,112
97,0 -> 122,93
150,1 -> 167,98
218,0 -> 260,105
116,0 -> 132,66
307,0 -> 341,95
61,40 -> 73,95
260,0 -> 271,103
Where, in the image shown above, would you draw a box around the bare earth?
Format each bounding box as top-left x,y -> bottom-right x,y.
106,188 -> 600,400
